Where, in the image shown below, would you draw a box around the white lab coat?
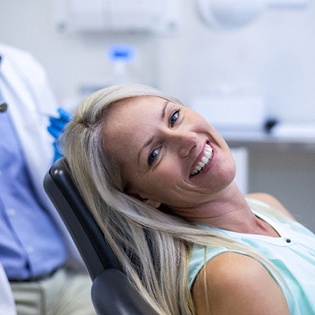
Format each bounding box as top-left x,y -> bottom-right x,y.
0,44 -> 86,314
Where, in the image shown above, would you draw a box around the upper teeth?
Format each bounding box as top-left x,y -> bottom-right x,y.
190,144 -> 213,176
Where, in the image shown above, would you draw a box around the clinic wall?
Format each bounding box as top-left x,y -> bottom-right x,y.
1,0 -> 315,123
0,0 -> 159,105
248,150 -> 315,232
155,2 -> 315,124
1,0 -> 315,231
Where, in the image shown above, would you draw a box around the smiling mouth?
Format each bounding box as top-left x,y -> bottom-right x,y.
190,144 -> 213,177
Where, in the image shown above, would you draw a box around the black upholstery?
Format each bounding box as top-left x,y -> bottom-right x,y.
44,158 -> 159,315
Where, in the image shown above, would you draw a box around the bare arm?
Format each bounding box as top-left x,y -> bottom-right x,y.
246,192 -> 296,220
192,252 -> 290,315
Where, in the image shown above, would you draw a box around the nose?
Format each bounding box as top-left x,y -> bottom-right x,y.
169,130 -> 199,157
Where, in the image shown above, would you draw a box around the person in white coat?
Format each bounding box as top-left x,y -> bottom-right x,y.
0,43 -> 95,315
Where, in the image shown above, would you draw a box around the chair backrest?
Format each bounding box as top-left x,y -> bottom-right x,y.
43,157 -> 159,315
43,157 -> 121,279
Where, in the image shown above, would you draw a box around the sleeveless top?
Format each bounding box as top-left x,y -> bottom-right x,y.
188,198 -> 315,314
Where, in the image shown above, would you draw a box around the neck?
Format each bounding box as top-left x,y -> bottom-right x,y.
175,183 -> 279,237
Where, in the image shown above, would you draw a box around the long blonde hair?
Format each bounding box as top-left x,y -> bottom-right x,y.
62,83 -> 290,314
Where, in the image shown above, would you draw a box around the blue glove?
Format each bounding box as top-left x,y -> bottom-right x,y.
47,108 -> 72,162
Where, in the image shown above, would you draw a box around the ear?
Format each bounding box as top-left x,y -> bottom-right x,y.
141,198 -> 161,209
128,190 -> 161,209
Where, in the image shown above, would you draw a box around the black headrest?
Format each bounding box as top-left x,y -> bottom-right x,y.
43,158 -> 122,280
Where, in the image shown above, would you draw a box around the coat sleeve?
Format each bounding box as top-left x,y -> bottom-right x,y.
0,265 -> 16,315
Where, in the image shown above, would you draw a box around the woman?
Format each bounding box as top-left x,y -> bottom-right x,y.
62,83 -> 315,315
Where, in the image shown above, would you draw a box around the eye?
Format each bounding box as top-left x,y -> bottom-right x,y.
148,147 -> 160,165
170,109 -> 180,127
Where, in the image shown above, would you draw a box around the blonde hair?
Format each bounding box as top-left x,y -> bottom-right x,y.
62,83 -> 290,314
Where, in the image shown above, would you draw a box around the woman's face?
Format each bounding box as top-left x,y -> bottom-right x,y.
104,96 -> 236,214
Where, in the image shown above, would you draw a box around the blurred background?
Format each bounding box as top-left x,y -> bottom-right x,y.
0,0 -> 314,231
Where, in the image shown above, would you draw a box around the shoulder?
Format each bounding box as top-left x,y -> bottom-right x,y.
192,252 -> 289,315
0,44 -> 45,78
0,43 -> 34,63
246,192 -> 296,220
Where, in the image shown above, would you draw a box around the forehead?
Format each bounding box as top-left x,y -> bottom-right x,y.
103,95 -> 167,165
105,95 -> 166,133
115,95 -> 165,113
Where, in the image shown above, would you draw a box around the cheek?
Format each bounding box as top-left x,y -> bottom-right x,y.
213,152 -> 236,186
141,162 -> 181,196
150,163 -> 179,187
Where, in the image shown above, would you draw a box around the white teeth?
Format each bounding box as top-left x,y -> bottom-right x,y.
201,156 -> 208,164
190,144 -> 213,176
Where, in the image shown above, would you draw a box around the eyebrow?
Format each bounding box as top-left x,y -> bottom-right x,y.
137,100 -> 170,166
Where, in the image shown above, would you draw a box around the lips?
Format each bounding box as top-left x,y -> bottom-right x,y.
190,143 -> 213,176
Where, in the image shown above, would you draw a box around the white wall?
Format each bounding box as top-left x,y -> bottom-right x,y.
156,1 -> 315,124
1,0 -> 315,123
1,0 -> 315,231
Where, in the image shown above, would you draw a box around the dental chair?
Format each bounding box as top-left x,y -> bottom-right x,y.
43,158 -> 158,315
